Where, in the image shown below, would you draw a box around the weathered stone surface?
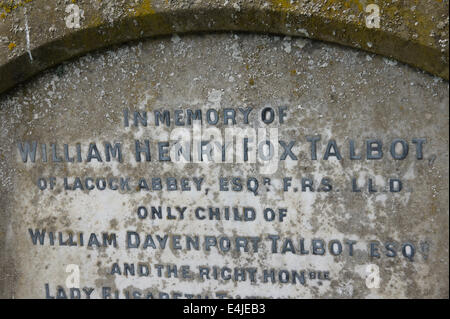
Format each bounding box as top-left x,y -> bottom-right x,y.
0,0 -> 449,95
0,32 -> 448,299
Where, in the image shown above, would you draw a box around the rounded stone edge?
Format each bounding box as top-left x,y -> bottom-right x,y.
0,1 -> 448,94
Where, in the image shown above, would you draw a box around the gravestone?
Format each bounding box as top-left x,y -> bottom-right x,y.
0,0 -> 448,299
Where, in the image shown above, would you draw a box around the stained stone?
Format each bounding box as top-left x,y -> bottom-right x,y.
0,0 -> 449,299
0,32 -> 448,299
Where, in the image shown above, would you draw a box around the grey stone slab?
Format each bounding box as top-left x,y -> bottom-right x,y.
0,33 -> 448,298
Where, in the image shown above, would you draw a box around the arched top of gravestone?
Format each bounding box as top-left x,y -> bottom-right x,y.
0,0 -> 448,94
